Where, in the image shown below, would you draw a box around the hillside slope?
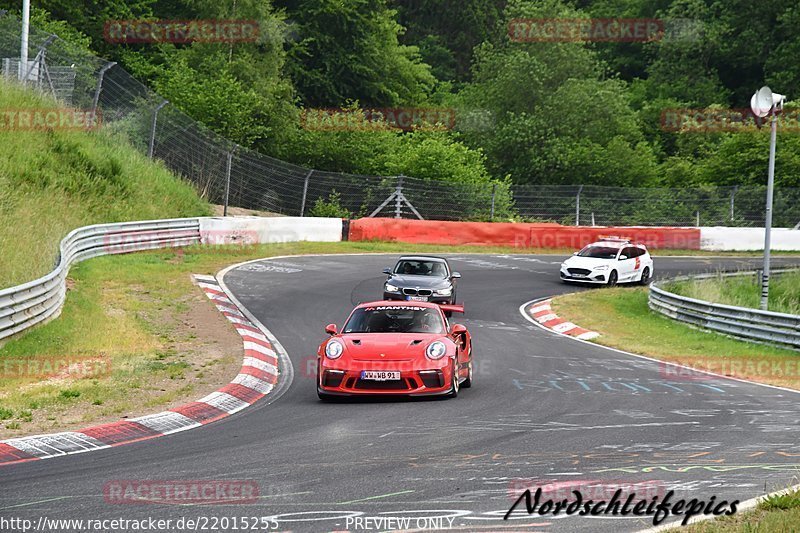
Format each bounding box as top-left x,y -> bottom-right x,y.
0,79 -> 210,288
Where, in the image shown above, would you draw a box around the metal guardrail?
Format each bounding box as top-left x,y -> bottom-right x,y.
649,269 -> 800,350
0,218 -> 201,341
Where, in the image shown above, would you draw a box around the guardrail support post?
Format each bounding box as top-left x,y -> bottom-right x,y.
148,99 -> 168,159
223,151 -> 232,217
91,62 -> 116,116
730,186 -> 738,223
300,169 -> 313,217
575,185 -> 583,226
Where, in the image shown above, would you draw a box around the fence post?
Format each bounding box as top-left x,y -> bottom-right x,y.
591,212 -> 595,226
575,185 -> 584,226
696,210 -> 700,227
395,175 -> 404,219
148,99 -> 168,159
299,169 -> 313,217
91,61 -> 116,116
730,186 -> 738,223
223,150 -> 233,217
490,183 -> 496,221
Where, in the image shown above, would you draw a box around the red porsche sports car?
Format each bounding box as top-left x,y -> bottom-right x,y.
316,301 -> 472,399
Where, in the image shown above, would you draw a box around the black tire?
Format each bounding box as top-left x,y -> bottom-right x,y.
639,266 -> 651,285
447,359 -> 460,398
607,270 -> 618,287
462,359 -> 473,388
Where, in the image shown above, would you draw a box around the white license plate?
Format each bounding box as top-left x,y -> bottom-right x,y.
361,371 -> 400,381
407,295 -> 428,301
571,273 -> 587,278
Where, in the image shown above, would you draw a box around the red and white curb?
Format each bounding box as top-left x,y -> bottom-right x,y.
0,274 -> 279,467
527,299 -> 600,340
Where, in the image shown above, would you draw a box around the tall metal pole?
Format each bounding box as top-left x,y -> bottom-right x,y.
19,0 -> 30,81
148,100 -> 168,159
223,151 -> 233,217
575,185 -> 583,226
299,169 -> 313,217
490,183 -> 496,221
760,114 -> 778,310
394,175 -> 404,219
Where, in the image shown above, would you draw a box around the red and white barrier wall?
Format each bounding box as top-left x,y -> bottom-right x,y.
348,218 -> 701,249
199,216 -> 343,245
347,218 -> 800,251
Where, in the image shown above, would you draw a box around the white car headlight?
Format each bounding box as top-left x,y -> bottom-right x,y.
593,265 -> 609,271
426,341 -> 447,360
434,286 -> 452,296
385,282 -> 399,292
325,339 -> 344,359
561,262 -> 568,269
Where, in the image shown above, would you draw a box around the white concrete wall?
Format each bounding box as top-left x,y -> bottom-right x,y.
199,216 -> 342,245
701,227 -> 800,251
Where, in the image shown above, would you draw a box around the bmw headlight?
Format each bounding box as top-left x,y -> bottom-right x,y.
426,341 -> 447,360
385,282 -> 399,292
434,286 -> 452,296
593,265 -> 609,271
325,339 -> 344,359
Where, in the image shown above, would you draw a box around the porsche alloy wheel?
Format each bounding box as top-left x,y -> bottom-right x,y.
448,359 -> 460,398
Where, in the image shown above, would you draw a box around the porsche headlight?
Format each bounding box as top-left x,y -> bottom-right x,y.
593,265 -> 609,271
385,282 -> 399,292
426,341 -> 447,360
434,286 -> 452,296
325,339 -> 344,359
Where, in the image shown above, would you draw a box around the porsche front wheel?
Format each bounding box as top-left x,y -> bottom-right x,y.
448,360 -> 460,398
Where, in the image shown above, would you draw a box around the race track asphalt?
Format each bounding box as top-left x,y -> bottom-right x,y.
2,253 -> 800,532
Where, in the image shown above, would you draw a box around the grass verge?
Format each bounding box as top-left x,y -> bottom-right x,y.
665,488 -> 800,532
666,270 -> 800,315
0,78 -> 210,289
550,287 -> 800,390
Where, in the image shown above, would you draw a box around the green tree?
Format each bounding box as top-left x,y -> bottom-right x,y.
274,0 -> 435,106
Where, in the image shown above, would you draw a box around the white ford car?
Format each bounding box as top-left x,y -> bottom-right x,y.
560,238 -> 654,286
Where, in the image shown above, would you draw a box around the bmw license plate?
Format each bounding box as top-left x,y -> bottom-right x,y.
407,295 -> 428,301
361,371 -> 400,381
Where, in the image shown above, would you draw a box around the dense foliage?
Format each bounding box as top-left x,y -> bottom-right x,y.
3,0 -> 799,191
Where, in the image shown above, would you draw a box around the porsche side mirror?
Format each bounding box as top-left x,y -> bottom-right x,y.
451,272 -> 462,279
450,323 -> 467,336
325,323 -> 338,335
619,255 -> 628,261
382,268 -> 392,275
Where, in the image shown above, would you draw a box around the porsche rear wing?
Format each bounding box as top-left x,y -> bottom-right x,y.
438,303 -> 465,314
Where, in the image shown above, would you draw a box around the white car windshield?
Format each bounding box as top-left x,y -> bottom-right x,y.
577,246 -> 619,260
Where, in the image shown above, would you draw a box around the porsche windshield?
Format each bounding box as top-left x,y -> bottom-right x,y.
343,306 -> 445,334
577,246 -> 619,260
394,260 -> 448,277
